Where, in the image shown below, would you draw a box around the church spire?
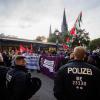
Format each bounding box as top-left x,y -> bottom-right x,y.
49,25 -> 52,37
61,8 -> 68,33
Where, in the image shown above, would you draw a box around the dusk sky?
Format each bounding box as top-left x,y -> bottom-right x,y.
0,0 -> 100,40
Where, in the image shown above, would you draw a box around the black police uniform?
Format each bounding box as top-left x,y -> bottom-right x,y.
6,65 -> 41,100
54,60 -> 100,100
0,64 -> 9,100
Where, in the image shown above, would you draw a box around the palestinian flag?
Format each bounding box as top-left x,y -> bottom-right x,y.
66,37 -> 72,48
70,26 -> 75,35
75,11 -> 82,30
63,43 -> 69,49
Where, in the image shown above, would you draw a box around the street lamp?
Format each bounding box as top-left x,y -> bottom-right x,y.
55,29 -> 60,52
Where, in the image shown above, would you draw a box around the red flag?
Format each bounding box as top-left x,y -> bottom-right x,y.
19,44 -> 26,52
66,37 -> 70,42
63,44 -> 69,49
70,26 -> 75,35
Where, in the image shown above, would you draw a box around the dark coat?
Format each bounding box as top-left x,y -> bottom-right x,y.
0,65 -> 9,100
54,60 -> 100,100
6,65 -> 41,100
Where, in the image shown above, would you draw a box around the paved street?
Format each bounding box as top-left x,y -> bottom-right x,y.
30,71 -> 56,100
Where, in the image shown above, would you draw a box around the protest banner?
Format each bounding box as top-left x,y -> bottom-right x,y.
24,53 -> 40,70
40,55 -> 65,78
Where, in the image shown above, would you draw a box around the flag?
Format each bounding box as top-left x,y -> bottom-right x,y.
66,42 -> 71,48
19,44 -> 26,52
66,37 -> 70,42
75,11 -> 82,30
63,44 -> 69,49
70,26 -> 76,35
63,38 -> 72,49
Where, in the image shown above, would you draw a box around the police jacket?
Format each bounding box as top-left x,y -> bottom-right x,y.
6,65 -> 32,100
54,60 -> 100,100
0,65 -> 9,100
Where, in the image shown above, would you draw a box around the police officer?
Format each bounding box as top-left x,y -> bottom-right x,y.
0,54 -> 9,100
6,55 -> 41,100
54,46 -> 100,100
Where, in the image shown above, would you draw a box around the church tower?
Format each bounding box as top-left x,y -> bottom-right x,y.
61,8 -> 68,34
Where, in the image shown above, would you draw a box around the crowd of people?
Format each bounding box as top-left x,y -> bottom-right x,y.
0,46 -> 100,100
0,47 -> 100,69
